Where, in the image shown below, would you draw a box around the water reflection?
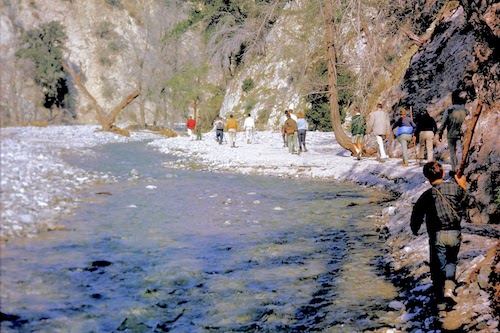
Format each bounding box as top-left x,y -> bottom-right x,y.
0,142 -> 397,332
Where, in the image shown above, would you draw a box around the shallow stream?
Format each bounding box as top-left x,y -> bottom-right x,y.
1,141 -> 399,332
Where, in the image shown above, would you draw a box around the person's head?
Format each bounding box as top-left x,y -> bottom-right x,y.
288,109 -> 293,114
399,108 -> 407,117
354,107 -> 360,114
451,90 -> 466,105
297,112 -> 304,118
230,114 -> 234,118
423,161 -> 444,183
284,110 -> 289,115
247,114 -> 251,117
376,103 -> 383,109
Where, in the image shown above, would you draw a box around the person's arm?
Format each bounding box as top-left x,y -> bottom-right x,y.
439,109 -> 449,140
410,193 -> 427,235
385,115 -> 391,138
454,174 -> 467,190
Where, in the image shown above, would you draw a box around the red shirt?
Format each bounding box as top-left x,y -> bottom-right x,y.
187,119 -> 196,130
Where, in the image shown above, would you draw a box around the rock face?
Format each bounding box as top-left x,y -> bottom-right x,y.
392,0 -> 499,224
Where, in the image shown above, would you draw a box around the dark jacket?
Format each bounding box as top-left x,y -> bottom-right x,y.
439,105 -> 467,139
411,181 -> 467,236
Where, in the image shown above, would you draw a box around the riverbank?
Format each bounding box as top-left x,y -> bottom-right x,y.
1,125 -> 498,332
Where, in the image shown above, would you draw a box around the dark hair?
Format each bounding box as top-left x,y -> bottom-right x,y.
451,90 -> 466,105
423,161 -> 444,182
248,114 -> 251,117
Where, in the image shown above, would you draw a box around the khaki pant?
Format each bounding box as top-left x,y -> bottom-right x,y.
418,131 -> 434,161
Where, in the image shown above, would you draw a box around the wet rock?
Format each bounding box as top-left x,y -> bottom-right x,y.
388,300 -> 405,311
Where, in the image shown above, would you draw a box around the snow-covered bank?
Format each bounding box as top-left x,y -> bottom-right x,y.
1,125 -> 498,332
0,125 -> 160,240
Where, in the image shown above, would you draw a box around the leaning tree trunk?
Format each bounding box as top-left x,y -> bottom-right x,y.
324,0 -> 356,154
62,60 -> 139,132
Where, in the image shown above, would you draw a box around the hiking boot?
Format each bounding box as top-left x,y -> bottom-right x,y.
376,157 -> 386,163
304,147 -> 308,152
402,162 -> 409,167
297,148 -> 301,155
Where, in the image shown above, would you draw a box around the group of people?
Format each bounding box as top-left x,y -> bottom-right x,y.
352,91 -> 471,316
190,109 -> 309,154
351,92 -> 467,172
189,113 -> 256,147
280,109 -> 308,154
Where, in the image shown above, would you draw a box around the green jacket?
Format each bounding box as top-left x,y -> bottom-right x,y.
351,114 -> 366,135
439,105 -> 467,139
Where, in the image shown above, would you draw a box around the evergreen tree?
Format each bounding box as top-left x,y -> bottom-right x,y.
16,21 -> 69,111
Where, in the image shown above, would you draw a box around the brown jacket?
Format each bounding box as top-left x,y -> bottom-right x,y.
283,118 -> 298,134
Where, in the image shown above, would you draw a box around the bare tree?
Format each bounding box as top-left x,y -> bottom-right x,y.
62,61 -> 139,132
324,0 -> 356,154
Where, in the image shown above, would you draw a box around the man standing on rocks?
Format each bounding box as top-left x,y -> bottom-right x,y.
439,90 -> 468,173
367,103 -> 391,162
410,161 -> 468,311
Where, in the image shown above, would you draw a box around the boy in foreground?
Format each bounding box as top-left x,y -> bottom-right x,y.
410,161 -> 468,311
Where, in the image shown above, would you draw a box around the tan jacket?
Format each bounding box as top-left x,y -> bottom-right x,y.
367,109 -> 391,136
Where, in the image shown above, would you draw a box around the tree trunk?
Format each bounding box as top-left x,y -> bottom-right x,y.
324,0 -> 356,154
105,90 -> 140,130
457,102 -> 483,177
63,60 -> 139,132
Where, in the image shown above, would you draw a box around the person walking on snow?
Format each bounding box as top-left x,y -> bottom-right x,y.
350,107 -> 366,160
367,103 -> 391,162
226,114 -> 238,148
195,116 -> 202,141
392,108 -> 416,167
283,112 -> 298,154
411,161 -> 469,311
296,112 -> 308,155
186,116 -> 196,141
415,110 -> 437,165
213,116 -> 225,144
280,110 -> 289,147
244,114 -> 255,144
439,90 -> 467,173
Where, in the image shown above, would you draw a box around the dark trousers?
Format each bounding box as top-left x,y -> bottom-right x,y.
429,230 -> 461,300
216,129 -> 223,144
298,129 -> 306,149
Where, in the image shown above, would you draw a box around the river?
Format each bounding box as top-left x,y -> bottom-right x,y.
1,141 -> 399,332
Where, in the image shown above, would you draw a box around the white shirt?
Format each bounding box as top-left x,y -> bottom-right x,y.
244,117 -> 255,129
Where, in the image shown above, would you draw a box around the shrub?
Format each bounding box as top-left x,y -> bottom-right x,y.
242,78 -> 255,92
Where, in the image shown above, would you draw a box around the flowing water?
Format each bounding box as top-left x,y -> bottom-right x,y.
1,141 -> 399,333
